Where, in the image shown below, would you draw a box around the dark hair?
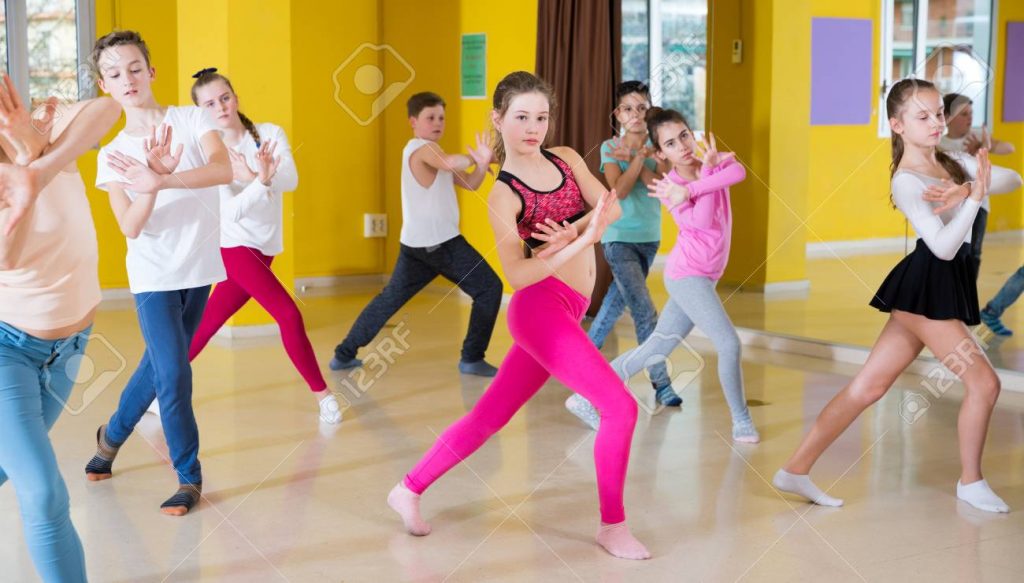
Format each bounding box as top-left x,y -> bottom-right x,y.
91,30 -> 151,77
611,80 -> 651,133
942,92 -> 972,118
407,92 -> 445,118
615,80 -> 650,104
491,71 -> 557,164
190,68 -> 260,146
645,106 -> 690,150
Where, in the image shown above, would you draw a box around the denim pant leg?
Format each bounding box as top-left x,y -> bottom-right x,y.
970,208 -> 988,278
588,247 -> 628,349
108,287 -> 209,485
0,323 -> 89,582
604,242 -> 671,388
985,265 -> 1024,317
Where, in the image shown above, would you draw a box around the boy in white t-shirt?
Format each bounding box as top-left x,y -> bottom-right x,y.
330,92 -> 503,377
941,92 -> 1018,275
83,30 -> 233,516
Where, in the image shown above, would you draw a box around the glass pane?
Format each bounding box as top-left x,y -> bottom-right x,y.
27,0 -> 79,109
891,0 -> 916,83
622,0 -> 649,85
656,0 -> 707,130
922,0 -> 992,125
0,4 -> 7,74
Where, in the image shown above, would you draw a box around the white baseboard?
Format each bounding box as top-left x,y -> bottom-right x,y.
807,229 -> 1024,259
807,236 -> 909,259
213,323 -> 279,339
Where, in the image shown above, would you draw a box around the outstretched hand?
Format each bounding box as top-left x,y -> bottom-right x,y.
143,124 -> 183,175
532,218 -> 579,259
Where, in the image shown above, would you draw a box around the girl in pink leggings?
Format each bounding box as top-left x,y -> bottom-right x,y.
186,68 -> 341,424
388,71 -> 650,560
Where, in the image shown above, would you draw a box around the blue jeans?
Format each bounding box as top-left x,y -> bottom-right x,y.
589,241 -> 671,389
984,265 -> 1024,318
0,321 -> 89,583
106,286 -> 210,485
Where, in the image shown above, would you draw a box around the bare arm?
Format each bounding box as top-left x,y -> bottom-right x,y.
412,142 -> 472,173
107,182 -> 157,239
549,146 -> 622,234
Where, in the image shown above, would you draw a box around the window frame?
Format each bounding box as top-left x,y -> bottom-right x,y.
878,0 -> 999,137
4,0 -> 97,106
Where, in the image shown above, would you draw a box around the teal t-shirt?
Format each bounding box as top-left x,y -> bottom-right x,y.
599,138 -> 662,243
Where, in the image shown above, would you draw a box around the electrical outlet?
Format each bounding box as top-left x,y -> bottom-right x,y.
732,39 -> 743,64
364,213 -> 387,238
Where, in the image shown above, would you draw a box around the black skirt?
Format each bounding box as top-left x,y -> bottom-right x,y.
869,238 -> 979,325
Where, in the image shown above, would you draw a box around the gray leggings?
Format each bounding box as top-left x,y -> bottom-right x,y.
609,274 -> 751,424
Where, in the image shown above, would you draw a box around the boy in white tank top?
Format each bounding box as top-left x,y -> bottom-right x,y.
330,92 -> 503,377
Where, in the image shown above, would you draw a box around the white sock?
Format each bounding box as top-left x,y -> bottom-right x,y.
772,469 -> 844,507
318,393 -> 343,424
957,479 -> 1010,513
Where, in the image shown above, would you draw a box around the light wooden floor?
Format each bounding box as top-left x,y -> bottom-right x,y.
3,277 -> 1024,582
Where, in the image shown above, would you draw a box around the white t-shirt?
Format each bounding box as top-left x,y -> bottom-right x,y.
941,130 -> 999,211
220,123 -> 297,256
400,138 -> 460,247
96,106 -> 226,293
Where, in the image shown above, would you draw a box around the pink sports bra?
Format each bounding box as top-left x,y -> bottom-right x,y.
497,150 -> 586,248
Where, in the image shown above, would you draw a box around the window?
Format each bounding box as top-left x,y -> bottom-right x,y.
622,0 -> 708,130
5,0 -> 95,109
879,0 -> 994,136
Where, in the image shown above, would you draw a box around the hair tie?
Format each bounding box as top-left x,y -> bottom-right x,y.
192,67 -> 218,79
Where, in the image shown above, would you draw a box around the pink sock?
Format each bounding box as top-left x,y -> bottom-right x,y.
596,522 -> 650,560
388,482 -> 431,536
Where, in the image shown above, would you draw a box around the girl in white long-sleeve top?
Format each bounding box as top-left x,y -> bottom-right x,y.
773,78 -> 1022,514
185,68 -> 342,425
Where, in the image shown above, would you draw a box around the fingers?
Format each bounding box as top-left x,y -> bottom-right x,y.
2,74 -> 21,113
709,132 -> 717,152
172,143 -> 184,163
0,75 -> 16,115
3,205 -> 25,237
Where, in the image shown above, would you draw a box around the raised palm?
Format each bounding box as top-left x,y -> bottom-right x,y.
144,124 -> 183,175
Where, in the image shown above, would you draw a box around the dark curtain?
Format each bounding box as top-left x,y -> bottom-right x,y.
536,0 -> 621,316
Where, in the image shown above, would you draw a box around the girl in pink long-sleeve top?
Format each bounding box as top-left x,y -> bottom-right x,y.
566,107 -> 759,444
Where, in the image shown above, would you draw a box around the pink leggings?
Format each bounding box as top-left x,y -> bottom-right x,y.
404,276 -> 638,524
189,246 -> 327,393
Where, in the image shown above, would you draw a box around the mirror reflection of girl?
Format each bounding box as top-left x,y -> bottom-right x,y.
388,71 -> 652,560
186,68 -> 342,425
774,79 -> 1022,513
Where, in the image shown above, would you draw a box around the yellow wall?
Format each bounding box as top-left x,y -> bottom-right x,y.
290,0 -> 384,278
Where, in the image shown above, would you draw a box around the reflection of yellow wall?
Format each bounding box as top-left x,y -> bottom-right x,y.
992,3 -> 1024,233
807,0 -> 1024,243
